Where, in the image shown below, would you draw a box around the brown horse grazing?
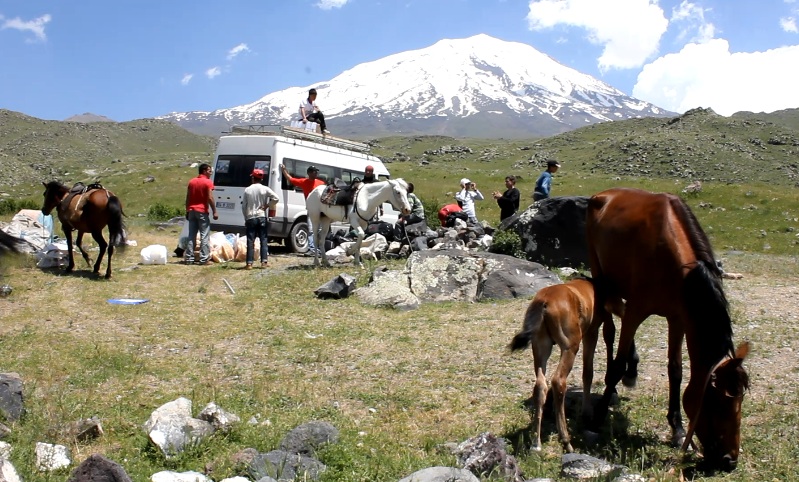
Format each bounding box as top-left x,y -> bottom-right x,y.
586,187 -> 750,472
41,181 -> 126,279
508,278 -> 625,452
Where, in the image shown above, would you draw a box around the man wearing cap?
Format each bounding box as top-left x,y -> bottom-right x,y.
280,164 -> 325,255
533,160 -> 560,201
184,163 -> 218,265
242,168 -> 279,269
361,165 -> 382,219
455,178 -> 484,224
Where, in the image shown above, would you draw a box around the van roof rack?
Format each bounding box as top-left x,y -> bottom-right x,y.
228,124 -> 371,153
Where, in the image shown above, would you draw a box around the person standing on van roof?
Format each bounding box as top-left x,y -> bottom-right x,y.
533,160 -> 560,201
184,163 -> 218,265
242,169 -> 279,270
280,164 -> 325,255
493,175 -> 520,221
299,88 -> 331,135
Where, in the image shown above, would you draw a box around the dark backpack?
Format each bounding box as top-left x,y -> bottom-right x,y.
445,211 -> 469,227
365,221 -> 398,242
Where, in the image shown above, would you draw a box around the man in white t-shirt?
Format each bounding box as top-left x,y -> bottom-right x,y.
299,88 -> 330,134
455,178 -> 484,224
241,169 -> 279,269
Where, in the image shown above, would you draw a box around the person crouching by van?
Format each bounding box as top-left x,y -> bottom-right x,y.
300,88 -> 331,135
280,164 -> 325,255
242,169 -> 279,269
184,163 -> 218,265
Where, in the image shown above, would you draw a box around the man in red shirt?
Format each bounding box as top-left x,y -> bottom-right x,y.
280,164 -> 325,254
184,163 -> 218,265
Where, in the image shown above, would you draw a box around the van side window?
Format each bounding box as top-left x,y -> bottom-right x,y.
282,158 -> 334,188
214,155 -> 271,187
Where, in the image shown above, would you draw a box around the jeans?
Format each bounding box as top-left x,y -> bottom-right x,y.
245,217 -> 269,264
307,217 -> 316,252
186,210 -> 211,263
307,112 -> 327,131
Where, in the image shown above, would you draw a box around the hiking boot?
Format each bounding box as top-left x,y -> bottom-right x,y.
260,261 -> 269,268
245,264 -> 253,270
323,129 -> 331,135
200,260 -> 213,266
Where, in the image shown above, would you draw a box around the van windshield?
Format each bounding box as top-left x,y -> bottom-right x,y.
214,155 -> 271,187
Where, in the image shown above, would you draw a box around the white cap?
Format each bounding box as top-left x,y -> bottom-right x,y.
460,178 -> 471,186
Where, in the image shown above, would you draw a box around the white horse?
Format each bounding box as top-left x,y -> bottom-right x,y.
305,179 -> 412,267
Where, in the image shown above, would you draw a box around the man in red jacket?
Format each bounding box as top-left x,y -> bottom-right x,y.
280,164 -> 325,254
184,163 -> 218,265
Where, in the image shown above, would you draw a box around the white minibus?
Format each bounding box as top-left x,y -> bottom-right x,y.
210,126 -> 398,253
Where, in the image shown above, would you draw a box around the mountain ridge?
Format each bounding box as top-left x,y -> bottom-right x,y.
159,34 -> 674,138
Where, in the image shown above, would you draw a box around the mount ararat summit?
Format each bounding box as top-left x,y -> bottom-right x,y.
160,34 -> 673,139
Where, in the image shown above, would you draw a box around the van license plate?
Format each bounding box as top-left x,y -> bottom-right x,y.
216,201 -> 235,209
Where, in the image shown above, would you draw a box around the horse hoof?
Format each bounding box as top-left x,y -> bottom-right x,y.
622,375 -> 638,388
563,442 -> 575,453
531,444 -> 542,452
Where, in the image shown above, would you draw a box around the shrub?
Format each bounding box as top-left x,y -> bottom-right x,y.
489,228 -> 525,259
0,198 -> 40,216
147,202 -> 183,221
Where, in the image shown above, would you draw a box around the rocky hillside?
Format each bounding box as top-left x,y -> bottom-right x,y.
0,109 -> 216,188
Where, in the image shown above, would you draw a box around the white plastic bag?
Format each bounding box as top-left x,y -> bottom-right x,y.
140,244 -> 168,265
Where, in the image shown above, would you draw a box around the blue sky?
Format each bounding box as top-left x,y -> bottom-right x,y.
2,0 -> 798,121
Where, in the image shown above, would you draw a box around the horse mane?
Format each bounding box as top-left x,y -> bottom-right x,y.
391,178 -> 408,190
669,195 -> 734,365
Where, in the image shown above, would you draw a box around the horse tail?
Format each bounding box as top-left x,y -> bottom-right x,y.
672,195 -> 735,363
107,195 -> 127,247
0,229 -> 24,255
508,299 -> 546,352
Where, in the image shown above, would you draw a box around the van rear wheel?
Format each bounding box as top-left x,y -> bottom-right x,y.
288,221 -> 310,253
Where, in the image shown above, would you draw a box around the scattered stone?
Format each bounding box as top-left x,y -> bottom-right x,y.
67,454 -> 132,482
278,421 -> 339,457
0,440 -> 10,459
515,197 -> 590,267
0,373 -> 24,422
151,470 -> 211,482
198,402 -> 240,432
142,397 -> 215,459
398,466 -> 480,482
143,175 -> 156,183
35,442 -> 71,471
356,268 -> 420,311
314,273 -> 357,299
0,457 -> 22,482
67,416 -> 104,442
453,432 -> 524,482
0,422 -> 10,440
560,453 -> 622,480
247,450 -> 326,482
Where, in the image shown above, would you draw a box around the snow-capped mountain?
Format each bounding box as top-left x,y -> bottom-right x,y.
160,34 -> 672,138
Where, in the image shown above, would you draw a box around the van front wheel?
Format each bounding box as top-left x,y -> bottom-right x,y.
288,221 -> 310,253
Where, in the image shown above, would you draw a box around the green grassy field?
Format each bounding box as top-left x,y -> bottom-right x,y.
1,116 -> 798,480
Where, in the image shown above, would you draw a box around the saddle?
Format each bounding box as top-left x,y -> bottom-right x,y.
321,179 -> 361,206
60,182 -> 106,228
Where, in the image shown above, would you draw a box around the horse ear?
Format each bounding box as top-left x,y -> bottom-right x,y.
42,182 -> 48,188
734,342 -> 751,360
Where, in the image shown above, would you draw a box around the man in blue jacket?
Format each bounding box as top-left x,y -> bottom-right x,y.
533,160 -> 560,201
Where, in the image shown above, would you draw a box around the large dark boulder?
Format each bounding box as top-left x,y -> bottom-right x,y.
0,373 -> 24,423
67,454 -> 133,482
515,196 -> 589,268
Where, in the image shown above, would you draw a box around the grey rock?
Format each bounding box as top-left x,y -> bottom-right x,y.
68,416 -> 104,442
278,421 -> 339,457
150,470 -> 211,482
0,373 -> 24,423
398,466 -> 480,482
67,454 -> 133,482
0,457 -> 22,482
248,450 -> 326,481
0,422 -> 10,440
35,442 -> 71,471
314,273 -> 357,299
198,402 -> 240,432
142,397 -> 215,459
516,196 -> 590,268
356,269 -> 420,311
560,453 -> 623,479
453,432 -> 524,482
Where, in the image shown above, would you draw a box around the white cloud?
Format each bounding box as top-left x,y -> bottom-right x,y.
227,43 -> 250,60
206,67 -> 221,79
670,1 -> 715,43
0,13 -> 52,42
526,0 -> 668,72
181,74 -> 193,86
316,0 -> 349,10
780,17 -> 798,33
633,39 -> 799,115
